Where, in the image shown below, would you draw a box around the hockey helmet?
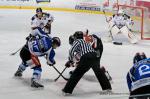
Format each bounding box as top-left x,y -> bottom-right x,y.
133,52 -> 147,64
73,31 -> 83,39
69,35 -> 75,45
52,37 -> 61,47
36,7 -> 43,13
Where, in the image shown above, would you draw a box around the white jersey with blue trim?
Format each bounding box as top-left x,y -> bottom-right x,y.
127,58 -> 150,92
28,36 -> 55,64
111,14 -> 133,29
31,13 -> 54,29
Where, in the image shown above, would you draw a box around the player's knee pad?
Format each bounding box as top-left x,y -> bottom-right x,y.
32,66 -> 42,80
32,66 -> 42,72
18,62 -> 28,71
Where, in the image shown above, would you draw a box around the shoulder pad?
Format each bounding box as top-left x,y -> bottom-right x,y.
31,15 -> 37,20
43,13 -> 50,17
31,16 -> 35,20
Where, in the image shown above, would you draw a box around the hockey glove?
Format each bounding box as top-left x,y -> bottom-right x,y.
65,61 -> 73,68
47,60 -> 56,66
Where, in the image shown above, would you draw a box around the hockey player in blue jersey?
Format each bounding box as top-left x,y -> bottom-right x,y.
127,52 -> 150,98
14,28 -> 61,88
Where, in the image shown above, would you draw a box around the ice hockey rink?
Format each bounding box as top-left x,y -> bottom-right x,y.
0,9 -> 150,99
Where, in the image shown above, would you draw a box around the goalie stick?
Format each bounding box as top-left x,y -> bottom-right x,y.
103,10 -> 122,45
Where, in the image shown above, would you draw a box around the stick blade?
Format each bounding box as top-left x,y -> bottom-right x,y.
10,53 -> 15,56
113,42 -> 122,45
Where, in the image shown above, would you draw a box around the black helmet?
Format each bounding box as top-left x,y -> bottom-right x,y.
133,52 -> 147,64
36,7 -> 42,13
52,37 -> 61,47
69,35 -> 75,45
73,31 -> 83,39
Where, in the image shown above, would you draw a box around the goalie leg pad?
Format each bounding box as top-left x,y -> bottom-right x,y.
110,25 -> 120,36
120,26 -> 138,44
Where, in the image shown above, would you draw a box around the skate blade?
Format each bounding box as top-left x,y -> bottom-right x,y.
30,86 -> 44,90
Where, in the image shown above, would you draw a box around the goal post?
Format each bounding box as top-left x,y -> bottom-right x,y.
118,4 -> 150,40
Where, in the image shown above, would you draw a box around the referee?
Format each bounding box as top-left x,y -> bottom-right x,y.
62,31 -> 112,95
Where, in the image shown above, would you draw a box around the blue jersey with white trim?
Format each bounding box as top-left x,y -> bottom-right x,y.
127,58 -> 150,92
28,36 -> 55,64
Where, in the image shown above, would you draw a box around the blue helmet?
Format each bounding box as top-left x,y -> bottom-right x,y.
133,52 -> 147,64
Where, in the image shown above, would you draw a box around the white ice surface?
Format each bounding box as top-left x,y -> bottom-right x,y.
0,9 -> 150,99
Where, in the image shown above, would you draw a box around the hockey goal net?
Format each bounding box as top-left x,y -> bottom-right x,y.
118,4 -> 150,40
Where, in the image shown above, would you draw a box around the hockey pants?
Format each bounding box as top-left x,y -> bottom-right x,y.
63,52 -> 112,93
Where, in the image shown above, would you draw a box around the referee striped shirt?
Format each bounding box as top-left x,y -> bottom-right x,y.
69,39 -> 95,61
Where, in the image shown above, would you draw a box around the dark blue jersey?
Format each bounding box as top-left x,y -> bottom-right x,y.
28,36 -> 55,64
127,58 -> 150,92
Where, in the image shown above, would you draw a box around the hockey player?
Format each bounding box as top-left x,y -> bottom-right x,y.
62,31 -> 112,95
109,9 -> 138,44
127,52 -> 150,98
31,7 -> 54,34
14,29 -> 61,88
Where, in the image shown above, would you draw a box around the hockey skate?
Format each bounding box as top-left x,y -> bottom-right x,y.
14,69 -> 23,77
62,89 -> 72,96
100,89 -> 112,95
31,78 -> 44,88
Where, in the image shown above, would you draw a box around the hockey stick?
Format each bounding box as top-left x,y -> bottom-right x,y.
129,93 -> 150,99
48,24 -> 51,34
51,65 -> 68,81
54,67 -> 68,82
103,10 -> 122,45
44,55 -> 68,81
10,47 -> 23,56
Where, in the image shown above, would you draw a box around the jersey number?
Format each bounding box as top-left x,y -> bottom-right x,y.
32,41 -> 39,50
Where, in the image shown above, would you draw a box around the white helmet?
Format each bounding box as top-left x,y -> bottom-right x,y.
118,9 -> 124,14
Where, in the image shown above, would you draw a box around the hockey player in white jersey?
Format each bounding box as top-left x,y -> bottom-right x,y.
109,9 -> 138,44
31,7 -> 54,34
